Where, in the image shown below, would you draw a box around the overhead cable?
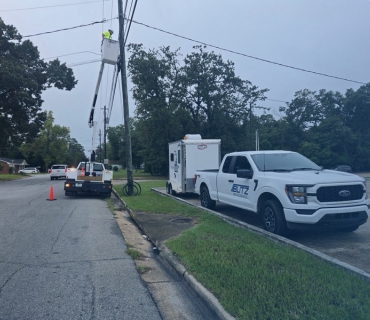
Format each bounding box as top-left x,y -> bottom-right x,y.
127,19 -> 366,85
23,18 -> 114,38
66,59 -> 100,67
0,0 -> 111,12
15,15 -> 365,85
124,0 -> 138,45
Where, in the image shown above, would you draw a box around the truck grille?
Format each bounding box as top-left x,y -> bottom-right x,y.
317,185 -> 364,202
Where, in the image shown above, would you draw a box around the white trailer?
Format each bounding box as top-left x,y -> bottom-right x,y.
166,134 -> 221,195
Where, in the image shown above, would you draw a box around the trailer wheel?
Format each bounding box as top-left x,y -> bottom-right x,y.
262,199 -> 287,236
168,184 -> 176,196
200,186 -> 216,210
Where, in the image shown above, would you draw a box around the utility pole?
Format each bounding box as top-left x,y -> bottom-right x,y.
104,105 -> 107,161
118,0 -> 133,193
249,103 -> 253,151
99,129 -> 102,162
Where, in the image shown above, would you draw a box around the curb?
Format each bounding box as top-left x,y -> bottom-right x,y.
152,187 -> 370,283
111,188 -> 235,320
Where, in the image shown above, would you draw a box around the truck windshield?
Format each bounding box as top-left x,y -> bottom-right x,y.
250,153 -> 321,172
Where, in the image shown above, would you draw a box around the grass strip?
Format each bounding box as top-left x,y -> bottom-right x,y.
0,174 -> 26,181
112,169 -> 165,180
114,181 -> 370,319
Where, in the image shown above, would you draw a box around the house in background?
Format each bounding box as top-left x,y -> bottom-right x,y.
0,157 -> 28,174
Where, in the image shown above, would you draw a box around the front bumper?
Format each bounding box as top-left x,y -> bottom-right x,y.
284,205 -> 370,230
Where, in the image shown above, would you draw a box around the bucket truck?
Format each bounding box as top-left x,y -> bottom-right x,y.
64,39 -> 120,197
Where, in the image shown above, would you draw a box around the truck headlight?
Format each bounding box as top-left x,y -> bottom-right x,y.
286,186 -> 307,204
363,182 -> 368,199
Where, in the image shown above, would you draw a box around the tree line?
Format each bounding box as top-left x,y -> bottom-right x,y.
0,18 -> 85,171
106,44 -> 370,175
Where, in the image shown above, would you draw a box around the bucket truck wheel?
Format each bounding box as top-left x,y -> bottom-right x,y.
262,199 -> 287,236
200,186 -> 216,210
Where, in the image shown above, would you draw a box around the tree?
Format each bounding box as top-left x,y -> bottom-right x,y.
127,44 -> 268,174
65,138 -> 87,167
127,44 -> 193,175
0,18 -> 77,155
20,111 -> 84,170
178,46 -> 268,142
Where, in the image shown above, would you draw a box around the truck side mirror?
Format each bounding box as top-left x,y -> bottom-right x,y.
236,169 -> 253,179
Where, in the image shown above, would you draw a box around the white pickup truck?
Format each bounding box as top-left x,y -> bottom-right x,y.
64,161 -> 113,197
194,150 -> 370,235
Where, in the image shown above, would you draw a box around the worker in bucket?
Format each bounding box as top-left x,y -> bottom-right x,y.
102,29 -> 113,40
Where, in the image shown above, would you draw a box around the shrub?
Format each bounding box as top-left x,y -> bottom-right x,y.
113,166 -> 119,171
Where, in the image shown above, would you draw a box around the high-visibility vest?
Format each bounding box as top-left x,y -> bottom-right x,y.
103,31 -> 112,39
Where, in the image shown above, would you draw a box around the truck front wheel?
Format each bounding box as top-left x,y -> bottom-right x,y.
262,199 -> 287,236
200,186 -> 216,210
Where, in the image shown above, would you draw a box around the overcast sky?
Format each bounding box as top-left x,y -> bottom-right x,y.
2,0 -> 369,155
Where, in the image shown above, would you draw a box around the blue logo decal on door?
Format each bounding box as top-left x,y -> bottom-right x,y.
231,184 -> 249,198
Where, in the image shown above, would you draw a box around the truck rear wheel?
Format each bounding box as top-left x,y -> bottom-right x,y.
200,186 -> 216,210
262,199 -> 287,236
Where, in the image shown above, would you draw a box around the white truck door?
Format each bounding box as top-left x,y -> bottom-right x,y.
216,156 -> 234,203
222,156 -> 255,210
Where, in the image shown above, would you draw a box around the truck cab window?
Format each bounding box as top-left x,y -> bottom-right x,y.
233,156 -> 251,174
222,156 -> 233,173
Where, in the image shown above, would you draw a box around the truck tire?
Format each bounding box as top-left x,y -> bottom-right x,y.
200,186 -> 216,210
262,199 -> 287,236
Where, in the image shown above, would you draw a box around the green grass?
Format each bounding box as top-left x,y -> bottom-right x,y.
112,169 -> 166,180
0,174 -> 27,181
126,248 -> 142,259
115,181 -> 370,319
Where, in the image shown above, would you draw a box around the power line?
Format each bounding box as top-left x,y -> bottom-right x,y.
124,0 -> 138,45
67,59 -> 100,67
0,0 -> 111,12
45,51 -> 100,60
23,18 -> 114,38
127,18 -> 367,85
266,98 -> 289,104
12,14 -> 366,85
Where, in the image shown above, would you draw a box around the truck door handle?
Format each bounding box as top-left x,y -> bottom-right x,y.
228,180 -> 234,183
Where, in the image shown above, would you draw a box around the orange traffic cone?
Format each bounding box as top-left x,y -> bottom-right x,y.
80,167 -> 85,176
47,185 -> 57,201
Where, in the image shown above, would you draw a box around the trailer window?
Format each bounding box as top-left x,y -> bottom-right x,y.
170,153 -> 174,161
178,150 -> 181,164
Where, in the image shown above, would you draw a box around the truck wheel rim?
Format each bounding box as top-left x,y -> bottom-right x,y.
201,192 -> 208,206
264,207 -> 275,232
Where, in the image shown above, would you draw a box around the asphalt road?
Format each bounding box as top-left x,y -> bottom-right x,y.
174,176 -> 370,274
0,175 -> 162,320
